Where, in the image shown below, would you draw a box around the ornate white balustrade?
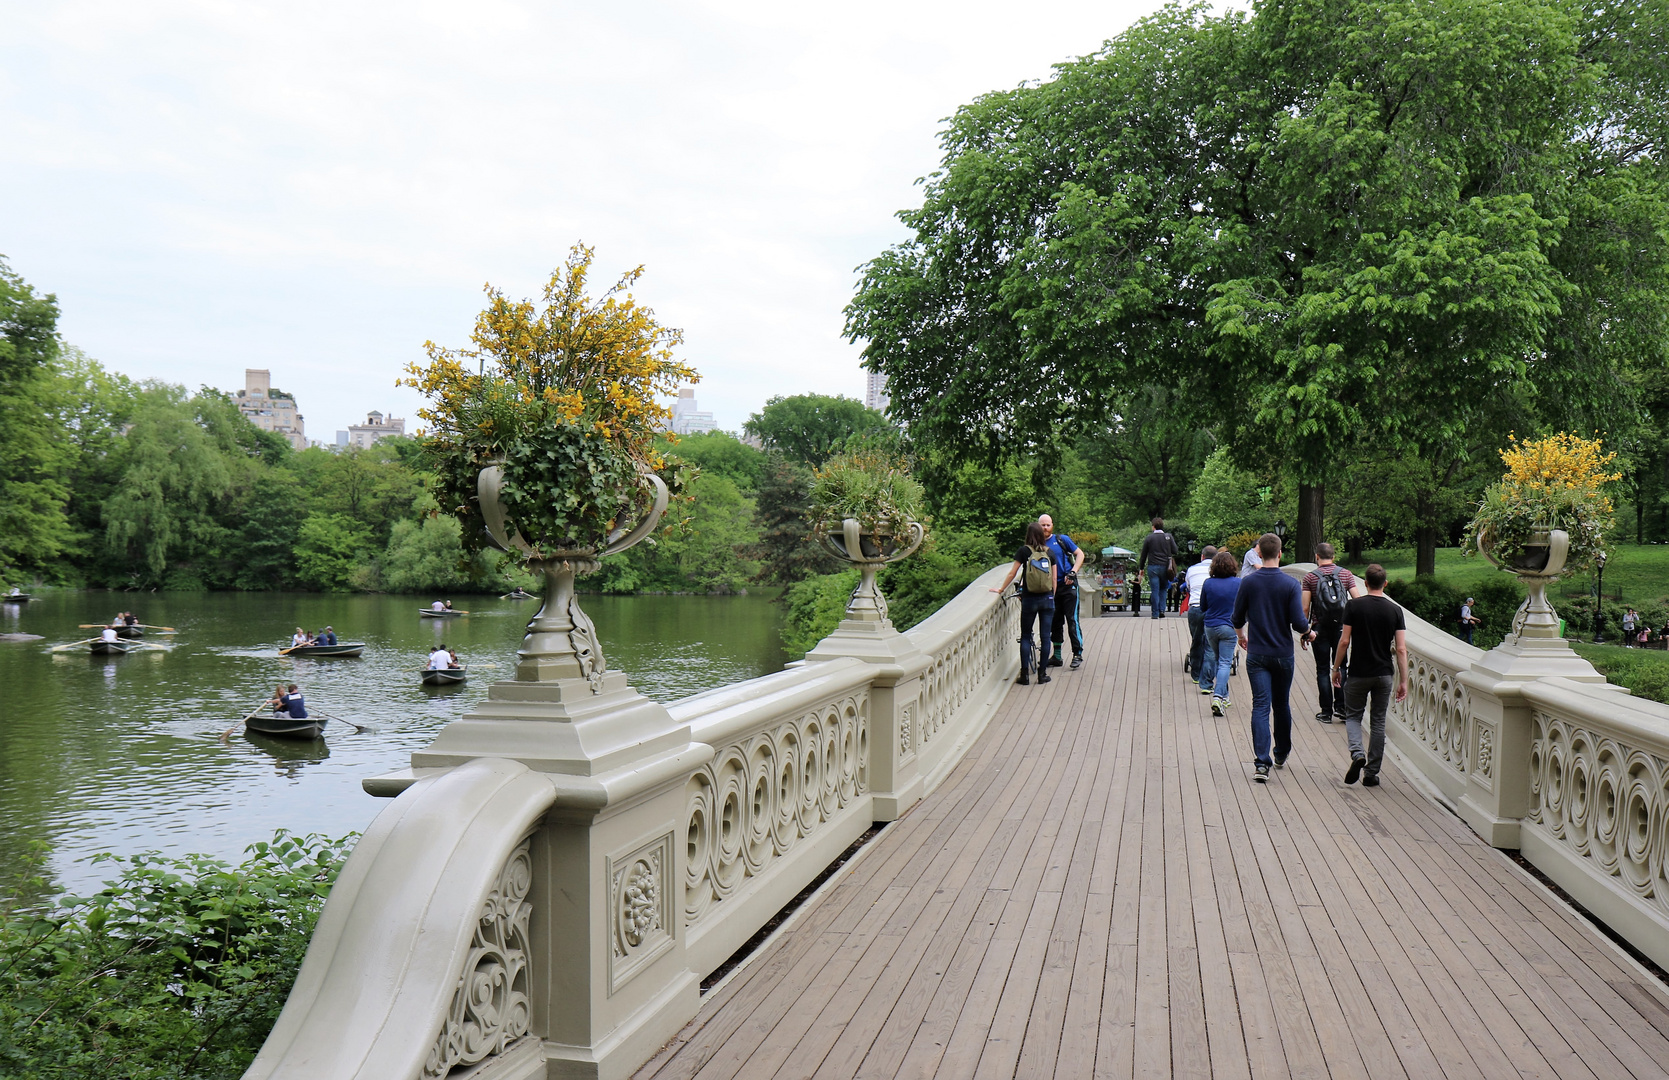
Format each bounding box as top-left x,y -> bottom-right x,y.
1383,604 -> 1669,971
245,565 -> 1019,1080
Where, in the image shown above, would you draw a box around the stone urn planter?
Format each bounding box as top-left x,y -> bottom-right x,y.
813,517 -> 925,626
1478,526 -> 1569,641
477,463 -> 668,685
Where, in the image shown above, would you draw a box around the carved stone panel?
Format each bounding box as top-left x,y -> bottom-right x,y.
1474,722 -> 1496,790
423,837 -> 534,1078
607,830 -> 676,995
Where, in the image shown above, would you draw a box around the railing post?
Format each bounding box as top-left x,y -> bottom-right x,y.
804,606 -> 929,821
1455,613 -> 1610,848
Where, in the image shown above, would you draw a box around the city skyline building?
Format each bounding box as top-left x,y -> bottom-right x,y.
345,410 -> 407,449
864,369 -> 890,414
234,368 -> 308,451
669,386 -> 716,436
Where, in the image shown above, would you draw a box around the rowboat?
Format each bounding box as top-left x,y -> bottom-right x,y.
115,625 -> 144,639
2,593 -> 32,603
420,666 -> 468,686
245,710 -> 328,740
419,608 -> 466,618
279,642 -> 367,658
501,590 -> 534,600
89,639 -> 139,655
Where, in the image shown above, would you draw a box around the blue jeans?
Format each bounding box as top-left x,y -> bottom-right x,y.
1200,624 -> 1237,698
1245,652 -> 1295,766
1148,565 -> 1167,617
1018,592 -> 1054,675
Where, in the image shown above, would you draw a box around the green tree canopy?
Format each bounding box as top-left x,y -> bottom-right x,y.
742,394 -> 891,467
846,0 -> 1669,570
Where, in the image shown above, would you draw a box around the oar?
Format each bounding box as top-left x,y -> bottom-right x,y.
137,624 -> 177,632
312,709 -> 369,734
51,638 -> 100,652
222,699 -> 273,740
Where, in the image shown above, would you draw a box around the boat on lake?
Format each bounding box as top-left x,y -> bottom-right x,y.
245,710 -> 328,740
89,639 -> 140,656
420,666 -> 468,686
279,642 -> 366,658
115,625 -> 145,639
501,589 -> 534,600
418,608 -> 467,618
2,592 -> 33,603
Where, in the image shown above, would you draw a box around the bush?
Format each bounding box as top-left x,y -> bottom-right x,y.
1385,575 -> 1466,636
779,570 -> 860,656
877,530 -> 1002,632
0,832 -> 351,1080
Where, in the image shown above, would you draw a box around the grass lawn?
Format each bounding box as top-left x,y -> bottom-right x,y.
1339,542 -> 1669,605
1570,643 -> 1669,705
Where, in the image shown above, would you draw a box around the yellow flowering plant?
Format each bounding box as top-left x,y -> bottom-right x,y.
1463,433 -> 1619,572
402,244 -> 697,557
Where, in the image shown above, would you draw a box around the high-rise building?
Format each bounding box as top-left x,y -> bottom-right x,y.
669,387 -> 716,435
346,410 -> 407,449
235,369 -> 308,451
864,370 -> 890,414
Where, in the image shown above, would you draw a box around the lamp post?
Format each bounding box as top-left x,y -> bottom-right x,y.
1593,550 -> 1608,643
1274,520 -> 1287,548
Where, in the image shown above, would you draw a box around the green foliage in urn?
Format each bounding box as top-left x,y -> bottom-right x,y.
402,244 -> 697,558
1462,433 -> 1620,572
809,449 -> 927,539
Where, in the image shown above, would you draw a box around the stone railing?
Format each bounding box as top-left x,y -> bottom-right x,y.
1383,604 -> 1669,970
244,564 -> 1019,1080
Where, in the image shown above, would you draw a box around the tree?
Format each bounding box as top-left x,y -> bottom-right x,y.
0,260 -> 71,577
1187,448 -> 1268,548
743,394 -> 891,468
846,0 -> 1669,572
295,513 -> 373,591
666,431 -> 766,492
751,454 -> 841,585
382,514 -> 474,593
1079,386 -> 1212,523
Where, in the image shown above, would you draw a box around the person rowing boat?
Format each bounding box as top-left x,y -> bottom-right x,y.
291,626 -> 313,648
428,645 -> 455,670
266,683 -> 309,719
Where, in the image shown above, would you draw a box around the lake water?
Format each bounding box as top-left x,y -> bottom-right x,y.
0,591 -> 786,894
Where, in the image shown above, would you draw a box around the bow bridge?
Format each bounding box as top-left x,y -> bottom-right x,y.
244,564 -> 1669,1080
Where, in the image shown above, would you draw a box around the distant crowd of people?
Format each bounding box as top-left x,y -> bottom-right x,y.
999,516 -> 1410,789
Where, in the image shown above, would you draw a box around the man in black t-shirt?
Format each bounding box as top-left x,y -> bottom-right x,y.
1330,563 -> 1408,787
1136,518 -> 1177,620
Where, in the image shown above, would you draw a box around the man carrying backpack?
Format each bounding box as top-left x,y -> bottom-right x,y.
1302,542 -> 1362,724
991,521 -> 1057,685
1039,515 -> 1085,670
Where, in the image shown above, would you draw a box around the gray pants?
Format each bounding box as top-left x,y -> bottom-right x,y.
1343,674 -> 1394,775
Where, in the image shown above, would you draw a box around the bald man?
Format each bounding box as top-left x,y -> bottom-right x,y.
1040,514 -> 1086,669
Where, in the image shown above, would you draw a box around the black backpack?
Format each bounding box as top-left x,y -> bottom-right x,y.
1313,566 -> 1347,625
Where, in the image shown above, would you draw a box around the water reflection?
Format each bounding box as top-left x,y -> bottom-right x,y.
0,591 -> 785,892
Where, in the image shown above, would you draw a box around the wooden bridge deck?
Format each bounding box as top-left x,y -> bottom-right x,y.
638,615 -> 1669,1079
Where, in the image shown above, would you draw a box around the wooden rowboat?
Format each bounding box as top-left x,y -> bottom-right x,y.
245,710 -> 328,740
501,590 -> 534,600
115,625 -> 144,639
279,642 -> 366,658
418,608 -> 466,618
89,639 -> 139,655
420,666 -> 468,686
2,593 -> 32,603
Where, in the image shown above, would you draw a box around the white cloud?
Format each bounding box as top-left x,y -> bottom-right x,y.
0,0 -> 1159,435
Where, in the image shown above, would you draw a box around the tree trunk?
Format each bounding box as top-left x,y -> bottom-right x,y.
1416,493 -> 1437,577
1347,534 -> 1364,562
1295,483 -> 1324,564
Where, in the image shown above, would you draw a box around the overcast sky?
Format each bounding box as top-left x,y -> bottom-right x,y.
4,0 -> 1164,438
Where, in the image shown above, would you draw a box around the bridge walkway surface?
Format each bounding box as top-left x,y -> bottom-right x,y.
635,615 -> 1669,1080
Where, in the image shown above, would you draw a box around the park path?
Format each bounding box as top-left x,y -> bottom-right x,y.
636,614 -> 1669,1079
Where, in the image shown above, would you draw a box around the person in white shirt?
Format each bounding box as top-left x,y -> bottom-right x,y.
428,646 -> 454,670
1185,545 -> 1217,687
431,600 -> 446,611
100,627 -> 119,643
1240,544 -> 1261,579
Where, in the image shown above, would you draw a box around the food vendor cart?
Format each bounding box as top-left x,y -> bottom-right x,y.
1100,546 -> 1137,613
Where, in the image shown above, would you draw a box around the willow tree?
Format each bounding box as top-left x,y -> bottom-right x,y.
846,0 -> 1669,573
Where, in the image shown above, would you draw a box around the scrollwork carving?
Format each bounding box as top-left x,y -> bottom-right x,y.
608,832 -> 675,993
423,838 -> 533,1079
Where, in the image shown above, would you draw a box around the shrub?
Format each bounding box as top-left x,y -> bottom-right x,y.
878,530 -> 1003,632
0,832 -> 351,1080
779,570 -> 860,656
1384,575 -> 1466,636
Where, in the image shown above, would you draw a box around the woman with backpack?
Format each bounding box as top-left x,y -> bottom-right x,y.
991,522 -> 1057,685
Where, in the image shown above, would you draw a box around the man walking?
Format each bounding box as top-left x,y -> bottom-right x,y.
1302,543 -> 1361,725
1459,597 -> 1481,644
1233,533 -> 1315,783
1040,515 -> 1086,670
1185,545 -> 1218,687
1332,564 -> 1408,787
1137,518 -> 1178,620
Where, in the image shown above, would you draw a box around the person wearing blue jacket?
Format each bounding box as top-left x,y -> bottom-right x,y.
1232,533 -> 1316,783
1197,549 -> 1242,716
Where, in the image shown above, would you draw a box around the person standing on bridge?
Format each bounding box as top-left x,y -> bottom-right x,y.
1332,563 -> 1408,787
1137,518 -> 1178,619
991,522 -> 1056,685
1233,532 -> 1315,783
1040,514 -> 1085,670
